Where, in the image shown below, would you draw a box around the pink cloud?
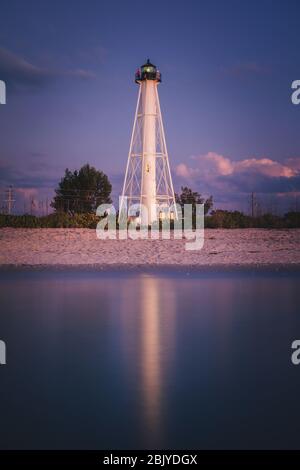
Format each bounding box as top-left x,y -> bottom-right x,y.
176,163 -> 190,178
203,152 -> 234,175
176,152 -> 299,180
285,157 -> 300,172
15,187 -> 38,199
234,158 -> 296,177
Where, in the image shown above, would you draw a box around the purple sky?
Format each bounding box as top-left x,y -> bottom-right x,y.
0,0 -> 300,214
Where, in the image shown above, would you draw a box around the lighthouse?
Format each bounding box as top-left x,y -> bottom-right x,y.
120,59 -> 177,226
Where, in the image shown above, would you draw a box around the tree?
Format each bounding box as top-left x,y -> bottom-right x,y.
207,210 -> 250,228
175,186 -> 213,215
51,164 -> 112,214
284,211 -> 300,228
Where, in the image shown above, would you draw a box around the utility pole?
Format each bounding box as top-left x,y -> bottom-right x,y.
251,192 -> 255,218
30,196 -> 36,216
4,186 -> 15,215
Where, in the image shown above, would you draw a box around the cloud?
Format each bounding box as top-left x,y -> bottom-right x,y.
0,46 -> 95,91
0,153 -> 61,188
234,158 -> 296,178
221,61 -> 269,78
176,163 -> 194,179
177,152 -> 298,181
175,153 -> 300,211
68,68 -> 96,80
204,152 -> 234,176
0,153 -> 60,213
15,187 -> 39,199
285,157 -> 300,172
77,45 -> 108,66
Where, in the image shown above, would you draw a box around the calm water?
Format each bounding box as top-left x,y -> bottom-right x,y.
0,269 -> 300,449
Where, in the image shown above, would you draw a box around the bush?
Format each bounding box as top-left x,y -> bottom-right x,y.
205,210 -> 251,229
1,210 -> 300,229
0,213 -> 101,229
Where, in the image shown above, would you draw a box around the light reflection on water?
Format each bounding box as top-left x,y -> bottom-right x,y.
140,276 -> 163,436
118,275 -> 176,446
0,270 -> 300,449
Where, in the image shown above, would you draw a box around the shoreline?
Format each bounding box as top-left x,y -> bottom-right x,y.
1,228 -> 300,271
1,263 -> 300,275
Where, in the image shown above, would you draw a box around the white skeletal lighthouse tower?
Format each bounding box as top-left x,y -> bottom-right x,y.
120,59 -> 177,226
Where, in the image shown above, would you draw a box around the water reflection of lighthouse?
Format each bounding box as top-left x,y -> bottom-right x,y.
140,277 -> 162,433
120,276 -> 176,444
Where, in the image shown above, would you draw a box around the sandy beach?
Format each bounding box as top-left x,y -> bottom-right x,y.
0,228 -> 300,269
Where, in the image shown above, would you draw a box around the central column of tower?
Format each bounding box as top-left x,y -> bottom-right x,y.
141,79 -> 157,225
